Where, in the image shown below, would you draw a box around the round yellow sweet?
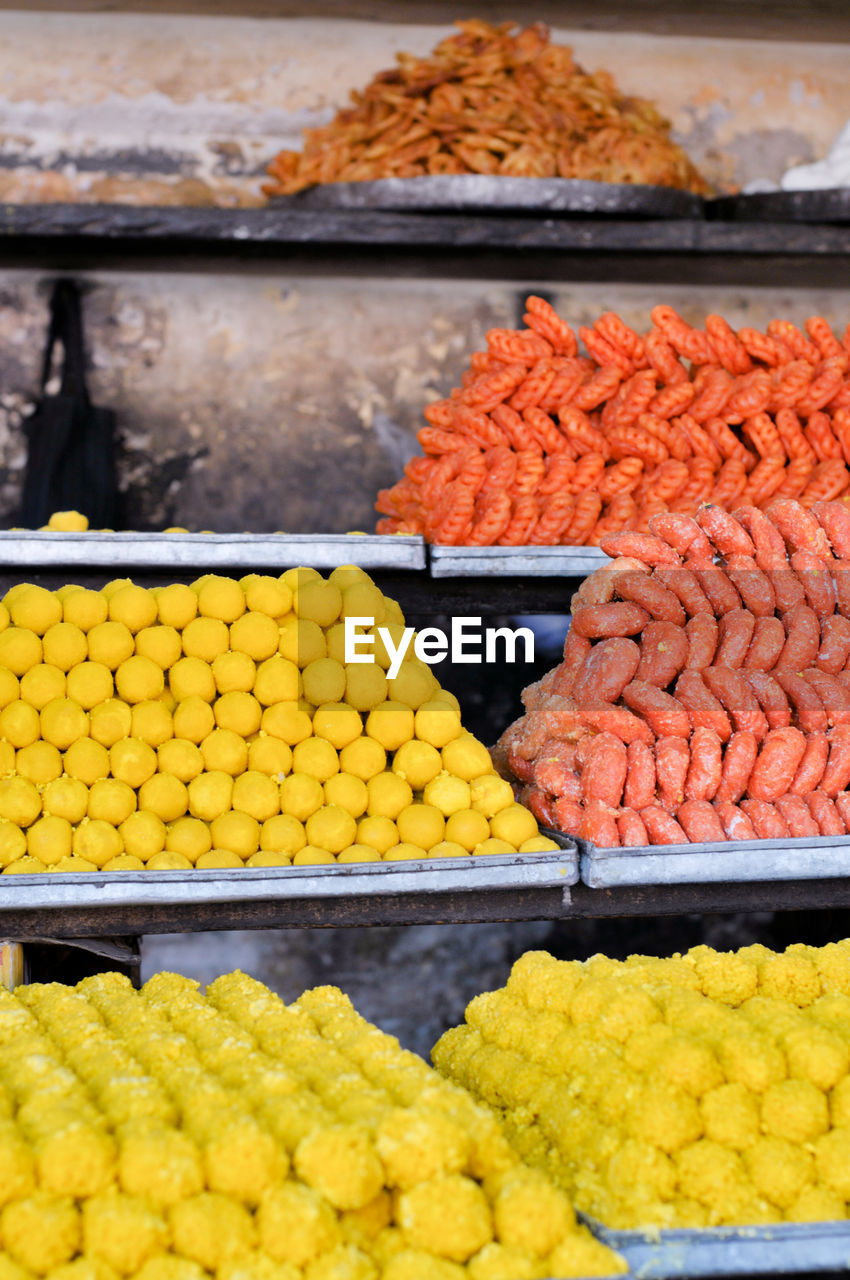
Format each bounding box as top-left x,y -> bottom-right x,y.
261,702 -> 313,746
131,701 -> 173,747
64,738 -> 109,785
366,774 -> 413,820
230,770 -> 280,822
0,739 -> 13,773
15,741 -> 62,785
306,805 -> 357,853
210,810 -> 260,858
212,651 -> 256,695
414,700 -> 463,749
102,854 -> 145,871
0,700 -> 40,747
170,658 -> 217,706
489,804 -> 539,847
147,850 -> 193,871
293,847 -> 335,866
312,703 -> 361,750
383,598 -> 405,626
323,622 -> 347,665
278,617 -> 326,667
87,621 -> 134,670
470,774 -> 515,818
110,737 -> 157,788
0,628 -> 42,675
20,663 -> 66,710
156,583 -> 198,629
10,585 -> 62,634
138,773 -> 189,822
337,845 -> 381,864
0,602 -> 8,634
108,584 -> 158,633
42,777 -> 88,823
187,771 -> 233,821
165,816 -> 212,863
2,854 -> 45,874
356,815 -> 398,854
291,737 -> 339,783
89,699 -> 132,747
340,737 -> 386,781
384,843 -> 423,862
281,566 -> 321,591
371,622 -> 406,670
248,734 -> 292,779
366,702 -> 414,752
246,850 -> 291,867
294,580 -> 342,628
387,662 -> 437,710
197,849 -> 244,869
63,588 -> 108,631
42,622 -> 87,671
120,810 -> 166,861
392,741 -> 443,790
41,698 -> 89,750
241,574 -> 292,618
280,772 -> 324,822
25,815 -> 72,866
397,804 -> 445,850
135,625 -> 182,671
518,836 -> 561,852
445,809 -> 491,852
328,564 -> 368,590
323,773 -> 368,817
116,655 -> 165,704
345,666 -> 388,713
229,612 -> 279,661
474,837 -> 516,857
214,691 -> 262,737
173,697 -> 216,744
428,841 -> 470,859
73,818 -> 122,867
65,661 -> 113,709
88,778 -> 137,825
252,661 -> 299,711
0,665 -> 19,708
341,581 -> 386,623
302,659 -> 346,706
196,576 -> 246,624
48,854 -> 96,872
46,509 -> 88,531
261,814 -> 306,855
423,773 -> 471,817
182,617 -> 229,663
157,738 -> 204,783
442,734 -> 494,782
0,818 -> 26,867
200,728 -> 248,776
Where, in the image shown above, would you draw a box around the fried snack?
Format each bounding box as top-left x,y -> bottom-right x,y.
264,20 -> 708,196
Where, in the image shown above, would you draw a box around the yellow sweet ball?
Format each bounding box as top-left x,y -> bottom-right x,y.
356,815 -> 398,854
210,810 -> 260,858
0,627 -> 42,675
519,836 -> 561,852
197,849 -> 244,869
116,655 -> 165,704
47,509 -> 88,531
88,778 -> 137,825
147,850 -> 193,871
131,701 -> 173,747
25,814 -> 73,866
345,665 -> 388,713
214,691 -> 262,737
120,810 -> 167,861
340,737 -> 386,781
261,814 -> 307,855
173,696 -> 216,744
102,854 -> 146,871
397,803 -> 445,850
246,850 -> 292,867
170,657 -> 216,704
470,774 -> 515,818
293,579 -> 342,629
392,741 -> 443,790
87,621 -> 134,670
196,576 -> 246,624
302,658 -> 346,707
279,617 -> 326,667
110,737 -> 157,788
62,587 -> 108,631
73,818 -> 123,868
262,702 -> 313,746
428,841 -> 470,859
489,803 -> 539,847
0,601 -> 8,634
166,816 -> 213,863
312,703 -> 361,750
383,597 -> 405,626
253,656 -> 299,706
41,698 -> 90,750
48,854 -> 97,872
423,773 -> 472,817
10,584 -> 62,634
42,777 -> 88,824
337,844 -> 382,865
212,651 -> 256,696
366,702 -> 415,752
384,843 -> 423,862
341,581 -> 386,624
366,773 -> 413,820
306,804 -> 357,853
324,773 -> 368,818
156,583 -> 198,630
414,700 -> 463,749
65,661 -> 113,709
371,622 -> 407,671
182,616 -> 229,663
20,663 -> 66,710
323,622 -> 348,666
231,770 -> 280,822
0,699 -> 40,748
89,699 -> 132,747
64,738 -> 109,785
248,734 -> 292,780
474,838 -> 517,856
328,564 -> 369,590
135,625 -> 182,671
187,770 -> 233,822
280,772 -> 325,822
157,738 -> 204,783
293,846 -> 335,866
201,728 -> 248,776
0,818 -> 26,867
445,809 -> 491,852
281,566 -> 322,590
42,622 -> 88,672
442,734 -> 494,782
241,573 -> 292,619
292,737 -> 339,783
0,665 -> 19,708
229,612 -> 279,661
15,741 -> 62,785
388,662 -> 438,710
0,739 -> 13,773
108,584 -> 158,633
138,772 -> 189,823
2,854 -> 46,874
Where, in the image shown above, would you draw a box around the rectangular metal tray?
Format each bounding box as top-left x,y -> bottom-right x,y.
0,531 -> 426,571
579,835 -> 850,888
429,545 -> 608,578
0,851 -> 578,912
587,1218 -> 850,1278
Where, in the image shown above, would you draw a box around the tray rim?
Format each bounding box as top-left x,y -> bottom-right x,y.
577,834 -> 850,887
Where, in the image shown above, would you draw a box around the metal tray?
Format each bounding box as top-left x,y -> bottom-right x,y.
578,835 -> 850,889
274,176 -> 704,218
0,531 -> 425,571
709,188 -> 850,223
429,544 -> 608,578
0,851 -> 578,912
587,1218 -> 850,1278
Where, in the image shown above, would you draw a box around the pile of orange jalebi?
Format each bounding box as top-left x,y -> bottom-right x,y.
263,20 -> 708,196
375,299 -> 850,547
